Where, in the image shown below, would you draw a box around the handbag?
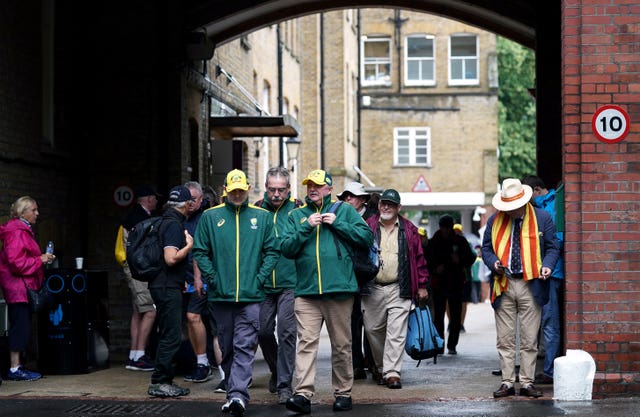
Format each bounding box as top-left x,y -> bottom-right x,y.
23,279 -> 55,313
115,224 -> 127,267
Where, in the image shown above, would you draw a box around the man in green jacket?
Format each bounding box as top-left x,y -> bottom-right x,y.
280,169 -> 374,414
193,169 -> 280,417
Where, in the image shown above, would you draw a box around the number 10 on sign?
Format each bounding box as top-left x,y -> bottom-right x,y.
592,105 -> 630,144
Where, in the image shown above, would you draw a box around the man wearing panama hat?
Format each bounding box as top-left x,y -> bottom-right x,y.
481,178 -> 559,399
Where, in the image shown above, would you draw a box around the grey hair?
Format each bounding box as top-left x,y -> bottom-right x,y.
265,166 -> 291,187
184,181 -> 203,194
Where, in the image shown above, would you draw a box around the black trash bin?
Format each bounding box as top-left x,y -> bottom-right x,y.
37,269 -> 90,374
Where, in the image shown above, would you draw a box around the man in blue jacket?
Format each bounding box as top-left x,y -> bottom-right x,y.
521,175 -> 565,385
482,178 -> 559,399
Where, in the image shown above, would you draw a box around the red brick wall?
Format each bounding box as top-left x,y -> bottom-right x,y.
562,0 -> 640,397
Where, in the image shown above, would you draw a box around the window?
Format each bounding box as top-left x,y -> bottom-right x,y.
394,127 -> 431,166
405,35 -> 435,86
361,36 -> 391,86
449,34 -> 478,85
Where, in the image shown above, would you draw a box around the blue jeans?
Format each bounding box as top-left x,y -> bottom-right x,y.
542,277 -> 563,377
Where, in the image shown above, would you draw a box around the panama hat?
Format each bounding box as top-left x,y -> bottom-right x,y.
491,178 -> 533,211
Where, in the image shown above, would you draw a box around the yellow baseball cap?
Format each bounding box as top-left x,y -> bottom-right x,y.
302,169 -> 333,186
454,223 -> 463,233
225,169 -> 249,192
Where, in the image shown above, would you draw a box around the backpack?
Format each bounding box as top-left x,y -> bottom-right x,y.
328,201 -> 381,285
125,217 -> 167,282
405,305 -> 444,366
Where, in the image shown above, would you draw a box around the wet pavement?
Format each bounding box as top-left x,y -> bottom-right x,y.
1,302 -> 638,416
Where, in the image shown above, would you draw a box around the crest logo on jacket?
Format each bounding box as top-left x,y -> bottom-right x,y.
250,218 -> 258,229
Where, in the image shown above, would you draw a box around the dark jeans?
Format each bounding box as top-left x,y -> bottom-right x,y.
433,288 -> 463,351
351,294 -> 374,369
150,287 -> 183,384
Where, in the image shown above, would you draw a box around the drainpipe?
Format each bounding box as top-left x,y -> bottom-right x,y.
320,13 -> 325,168
277,23 -> 284,166
356,9 -> 362,178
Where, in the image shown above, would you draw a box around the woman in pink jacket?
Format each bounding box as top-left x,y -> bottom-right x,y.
0,196 -> 55,382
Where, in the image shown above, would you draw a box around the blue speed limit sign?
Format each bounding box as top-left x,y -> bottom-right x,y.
592,105 -> 630,144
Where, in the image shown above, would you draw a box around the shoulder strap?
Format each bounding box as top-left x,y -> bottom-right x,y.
328,201 -> 344,259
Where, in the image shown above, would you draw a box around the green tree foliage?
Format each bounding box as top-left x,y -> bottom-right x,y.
497,37 -> 537,181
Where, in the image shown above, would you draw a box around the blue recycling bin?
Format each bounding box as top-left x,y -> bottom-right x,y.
36,269 -> 109,374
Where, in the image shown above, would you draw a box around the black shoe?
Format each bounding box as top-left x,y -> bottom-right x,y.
519,384 -> 543,398
286,394 -> 311,414
491,369 -> 502,376
493,384 -> 516,398
535,373 -> 554,384
268,373 -> 277,393
353,367 -> 367,380
333,396 -> 352,411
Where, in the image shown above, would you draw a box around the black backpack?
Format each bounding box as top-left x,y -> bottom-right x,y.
125,217 -> 166,282
328,201 -> 381,285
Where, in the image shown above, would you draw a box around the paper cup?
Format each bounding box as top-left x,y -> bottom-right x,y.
75,257 -> 84,269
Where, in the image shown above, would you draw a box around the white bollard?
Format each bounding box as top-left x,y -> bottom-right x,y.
553,349 -> 596,400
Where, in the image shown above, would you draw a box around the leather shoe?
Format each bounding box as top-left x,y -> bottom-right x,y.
493,384 -> 516,398
285,394 -> 311,414
535,373 -> 554,384
353,367 -> 367,380
332,396 -> 352,411
491,369 -> 502,376
519,384 -> 543,398
371,368 -> 384,385
386,376 -> 402,389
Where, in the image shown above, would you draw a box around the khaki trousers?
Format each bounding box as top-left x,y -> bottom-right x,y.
495,277 -> 542,387
293,296 -> 354,399
361,283 -> 411,380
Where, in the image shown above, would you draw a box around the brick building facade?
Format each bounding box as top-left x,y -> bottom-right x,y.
0,1 -> 637,397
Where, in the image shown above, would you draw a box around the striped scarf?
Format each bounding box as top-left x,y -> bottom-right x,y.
490,203 -> 542,302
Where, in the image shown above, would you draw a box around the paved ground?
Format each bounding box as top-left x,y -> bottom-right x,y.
1,302 -> 638,416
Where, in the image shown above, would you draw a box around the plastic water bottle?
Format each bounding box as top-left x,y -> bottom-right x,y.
46,241 -> 54,265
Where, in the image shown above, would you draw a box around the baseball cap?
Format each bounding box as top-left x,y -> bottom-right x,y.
302,169 -> 333,186
225,169 -> 250,192
168,185 -> 191,203
454,223 -> 463,233
135,185 -> 161,198
337,182 -> 370,200
380,189 -> 401,205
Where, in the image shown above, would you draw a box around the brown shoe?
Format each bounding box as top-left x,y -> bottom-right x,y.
534,373 -> 553,384
493,384 -> 516,398
519,384 -> 543,398
386,376 -> 402,389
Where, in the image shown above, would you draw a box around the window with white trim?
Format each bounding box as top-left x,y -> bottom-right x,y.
449,34 -> 478,85
405,34 -> 435,86
361,36 -> 391,86
394,127 -> 431,166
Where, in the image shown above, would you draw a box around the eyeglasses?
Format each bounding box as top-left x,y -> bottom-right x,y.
267,187 -> 288,194
380,201 -> 398,209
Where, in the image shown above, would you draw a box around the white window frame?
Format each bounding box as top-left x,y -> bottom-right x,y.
448,34 -> 479,86
404,34 -> 435,86
361,36 -> 392,87
393,127 -> 431,166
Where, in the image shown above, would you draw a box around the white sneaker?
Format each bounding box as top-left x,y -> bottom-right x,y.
229,398 -> 245,416
221,399 -> 231,413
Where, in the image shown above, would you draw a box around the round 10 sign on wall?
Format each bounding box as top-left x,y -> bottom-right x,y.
591,105 -> 630,144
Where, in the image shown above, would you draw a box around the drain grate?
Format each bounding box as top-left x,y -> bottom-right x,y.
66,403 -> 173,415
